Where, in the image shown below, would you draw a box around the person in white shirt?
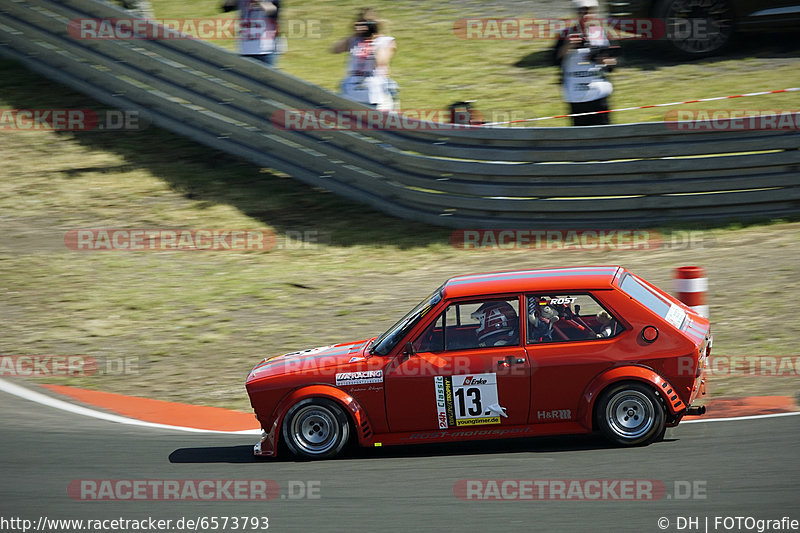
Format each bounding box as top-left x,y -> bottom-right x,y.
552,0 -> 617,126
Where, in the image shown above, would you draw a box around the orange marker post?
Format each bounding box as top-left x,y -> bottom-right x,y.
674,266 -> 708,317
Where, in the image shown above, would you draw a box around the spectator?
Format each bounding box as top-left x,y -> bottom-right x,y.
332,11 -> 397,111
552,0 -> 617,126
330,7 -> 378,55
224,0 -> 281,66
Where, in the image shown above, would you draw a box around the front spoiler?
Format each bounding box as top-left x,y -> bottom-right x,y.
253,431 -> 275,457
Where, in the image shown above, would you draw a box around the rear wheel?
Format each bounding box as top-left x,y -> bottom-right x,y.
596,382 -> 665,446
282,398 -> 350,459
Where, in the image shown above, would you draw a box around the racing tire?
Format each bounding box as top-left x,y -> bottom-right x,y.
656,0 -> 734,58
596,382 -> 665,446
282,398 -> 350,459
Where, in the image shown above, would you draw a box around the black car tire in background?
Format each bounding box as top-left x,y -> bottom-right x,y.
655,0 -> 735,56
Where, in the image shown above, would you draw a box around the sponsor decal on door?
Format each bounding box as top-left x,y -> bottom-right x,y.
433,373 -> 507,427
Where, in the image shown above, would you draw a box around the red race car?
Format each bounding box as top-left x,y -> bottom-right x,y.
246,266 -> 710,459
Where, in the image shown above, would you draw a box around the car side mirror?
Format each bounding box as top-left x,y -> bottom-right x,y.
403,341 -> 415,357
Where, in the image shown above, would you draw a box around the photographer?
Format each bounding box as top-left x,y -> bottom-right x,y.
332,12 -> 397,111
330,8 -> 378,55
552,0 -> 617,126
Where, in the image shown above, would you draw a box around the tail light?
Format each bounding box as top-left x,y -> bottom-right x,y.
697,336 -> 712,378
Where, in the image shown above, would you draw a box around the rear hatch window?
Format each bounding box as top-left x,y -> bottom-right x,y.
618,272 -> 688,330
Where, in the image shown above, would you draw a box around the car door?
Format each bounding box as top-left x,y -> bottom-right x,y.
524,292 -> 625,424
384,296 -> 531,433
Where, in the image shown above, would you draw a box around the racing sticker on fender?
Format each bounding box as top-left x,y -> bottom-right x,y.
434,373 -> 507,427
336,370 -> 383,386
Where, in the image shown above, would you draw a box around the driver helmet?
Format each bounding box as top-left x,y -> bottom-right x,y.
529,297 -> 559,323
471,301 -> 517,342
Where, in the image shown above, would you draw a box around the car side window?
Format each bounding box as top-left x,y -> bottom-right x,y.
526,293 -> 621,344
413,298 -> 520,352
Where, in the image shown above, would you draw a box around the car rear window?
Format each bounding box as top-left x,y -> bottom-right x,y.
618,273 -> 687,330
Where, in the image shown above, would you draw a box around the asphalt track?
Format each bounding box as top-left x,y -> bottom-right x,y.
1,391 -> 798,533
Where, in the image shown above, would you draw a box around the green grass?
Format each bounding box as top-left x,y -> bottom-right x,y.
1,0 -> 799,411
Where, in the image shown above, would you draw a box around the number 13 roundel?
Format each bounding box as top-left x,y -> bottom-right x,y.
434,373 -> 508,429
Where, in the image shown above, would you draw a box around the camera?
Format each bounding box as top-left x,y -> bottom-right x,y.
587,44 -> 620,62
355,19 -> 378,38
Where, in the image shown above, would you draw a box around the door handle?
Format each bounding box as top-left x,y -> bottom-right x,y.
498,355 -> 526,368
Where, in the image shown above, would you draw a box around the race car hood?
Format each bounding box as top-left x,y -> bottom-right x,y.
246,339 -> 372,383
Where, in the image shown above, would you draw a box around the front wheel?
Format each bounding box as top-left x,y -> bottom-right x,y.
596,382 -> 665,446
282,398 -> 350,459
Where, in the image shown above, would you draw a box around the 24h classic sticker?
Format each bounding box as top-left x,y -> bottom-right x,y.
434,373 -> 508,429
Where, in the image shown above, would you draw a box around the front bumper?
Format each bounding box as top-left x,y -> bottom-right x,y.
253,431 -> 275,457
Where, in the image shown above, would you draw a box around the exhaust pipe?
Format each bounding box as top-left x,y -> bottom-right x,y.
686,405 -> 706,416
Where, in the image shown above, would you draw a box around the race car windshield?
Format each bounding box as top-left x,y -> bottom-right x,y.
371,287 -> 444,355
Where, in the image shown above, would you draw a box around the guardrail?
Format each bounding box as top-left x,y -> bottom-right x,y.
1,0 -> 798,228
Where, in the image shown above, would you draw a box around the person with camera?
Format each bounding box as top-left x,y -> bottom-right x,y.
331,11 -> 397,111
224,0 -> 281,66
330,8 -> 379,73
552,0 -> 617,126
